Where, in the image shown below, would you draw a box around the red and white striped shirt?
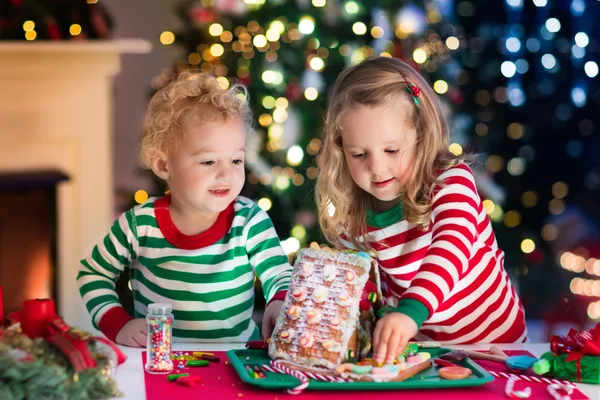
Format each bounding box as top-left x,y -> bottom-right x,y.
341,164 -> 528,344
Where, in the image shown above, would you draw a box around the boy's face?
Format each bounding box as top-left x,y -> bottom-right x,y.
166,116 -> 246,214
340,98 -> 417,207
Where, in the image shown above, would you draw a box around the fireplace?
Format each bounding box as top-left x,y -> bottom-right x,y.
0,40 -> 150,331
0,170 -> 68,315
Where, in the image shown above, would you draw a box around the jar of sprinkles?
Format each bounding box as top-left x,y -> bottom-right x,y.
145,303 -> 174,374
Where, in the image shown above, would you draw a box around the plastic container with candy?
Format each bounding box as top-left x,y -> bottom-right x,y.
145,303 -> 174,374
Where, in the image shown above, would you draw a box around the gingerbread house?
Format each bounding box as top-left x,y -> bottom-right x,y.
268,248 -> 383,370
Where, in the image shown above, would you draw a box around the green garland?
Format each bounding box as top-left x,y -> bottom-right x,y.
0,328 -> 122,400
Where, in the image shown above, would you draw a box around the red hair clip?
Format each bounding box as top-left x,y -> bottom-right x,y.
403,76 -> 421,105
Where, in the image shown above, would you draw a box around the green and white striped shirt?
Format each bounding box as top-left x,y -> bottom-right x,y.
77,196 -> 292,342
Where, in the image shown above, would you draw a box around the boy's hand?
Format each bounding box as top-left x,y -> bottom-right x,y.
372,312 -> 418,364
262,300 -> 284,340
115,318 -> 147,348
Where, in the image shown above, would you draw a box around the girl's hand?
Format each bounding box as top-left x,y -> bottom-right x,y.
262,300 -> 284,340
372,312 -> 418,364
115,318 -> 147,347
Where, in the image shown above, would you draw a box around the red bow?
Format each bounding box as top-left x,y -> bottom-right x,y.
550,324 -> 600,360
550,323 -> 600,382
10,299 -> 126,372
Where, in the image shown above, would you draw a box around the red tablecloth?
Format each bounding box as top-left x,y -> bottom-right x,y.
142,351 -> 588,399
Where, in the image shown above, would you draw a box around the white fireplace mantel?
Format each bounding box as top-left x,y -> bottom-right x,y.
0,39 -> 151,332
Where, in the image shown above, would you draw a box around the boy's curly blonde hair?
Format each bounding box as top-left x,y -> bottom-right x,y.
140,72 -> 253,169
316,57 -> 471,251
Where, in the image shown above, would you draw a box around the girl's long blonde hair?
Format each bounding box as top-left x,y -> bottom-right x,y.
316,57 -> 468,250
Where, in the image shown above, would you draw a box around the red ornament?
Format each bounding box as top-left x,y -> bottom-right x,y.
46,18 -> 61,40
0,285 -> 3,322
392,42 -> 404,59
238,76 -> 251,87
286,81 -> 302,102
448,88 -> 464,105
524,249 -> 544,264
189,6 -> 216,25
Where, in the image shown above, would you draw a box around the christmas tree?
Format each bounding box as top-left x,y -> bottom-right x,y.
141,0 -> 600,322
147,0 -> 504,255
0,0 -> 113,40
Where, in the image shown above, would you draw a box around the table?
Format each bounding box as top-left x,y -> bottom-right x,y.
112,343 -> 599,399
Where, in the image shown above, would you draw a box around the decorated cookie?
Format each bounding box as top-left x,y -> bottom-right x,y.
439,366 -> 472,380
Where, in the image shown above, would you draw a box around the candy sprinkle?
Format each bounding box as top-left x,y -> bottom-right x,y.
167,373 -> 189,382
187,360 -> 210,367
193,351 -> 214,357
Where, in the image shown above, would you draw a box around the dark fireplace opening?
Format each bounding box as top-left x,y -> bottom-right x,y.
0,170 -> 69,316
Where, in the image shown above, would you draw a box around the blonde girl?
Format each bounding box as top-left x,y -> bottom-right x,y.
316,57 -> 527,365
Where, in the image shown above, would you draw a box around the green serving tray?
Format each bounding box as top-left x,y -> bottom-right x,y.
226,348 -> 494,391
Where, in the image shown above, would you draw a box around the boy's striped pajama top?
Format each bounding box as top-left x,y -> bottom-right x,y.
77,196 -> 292,342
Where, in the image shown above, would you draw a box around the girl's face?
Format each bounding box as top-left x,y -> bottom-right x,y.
340,98 -> 417,209
165,116 -> 246,215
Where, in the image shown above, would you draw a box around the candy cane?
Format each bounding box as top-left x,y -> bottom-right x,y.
261,362 -> 309,395
272,361 -> 350,384
488,371 -> 575,387
547,383 -> 573,400
303,371 -> 349,383
505,375 -> 532,399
